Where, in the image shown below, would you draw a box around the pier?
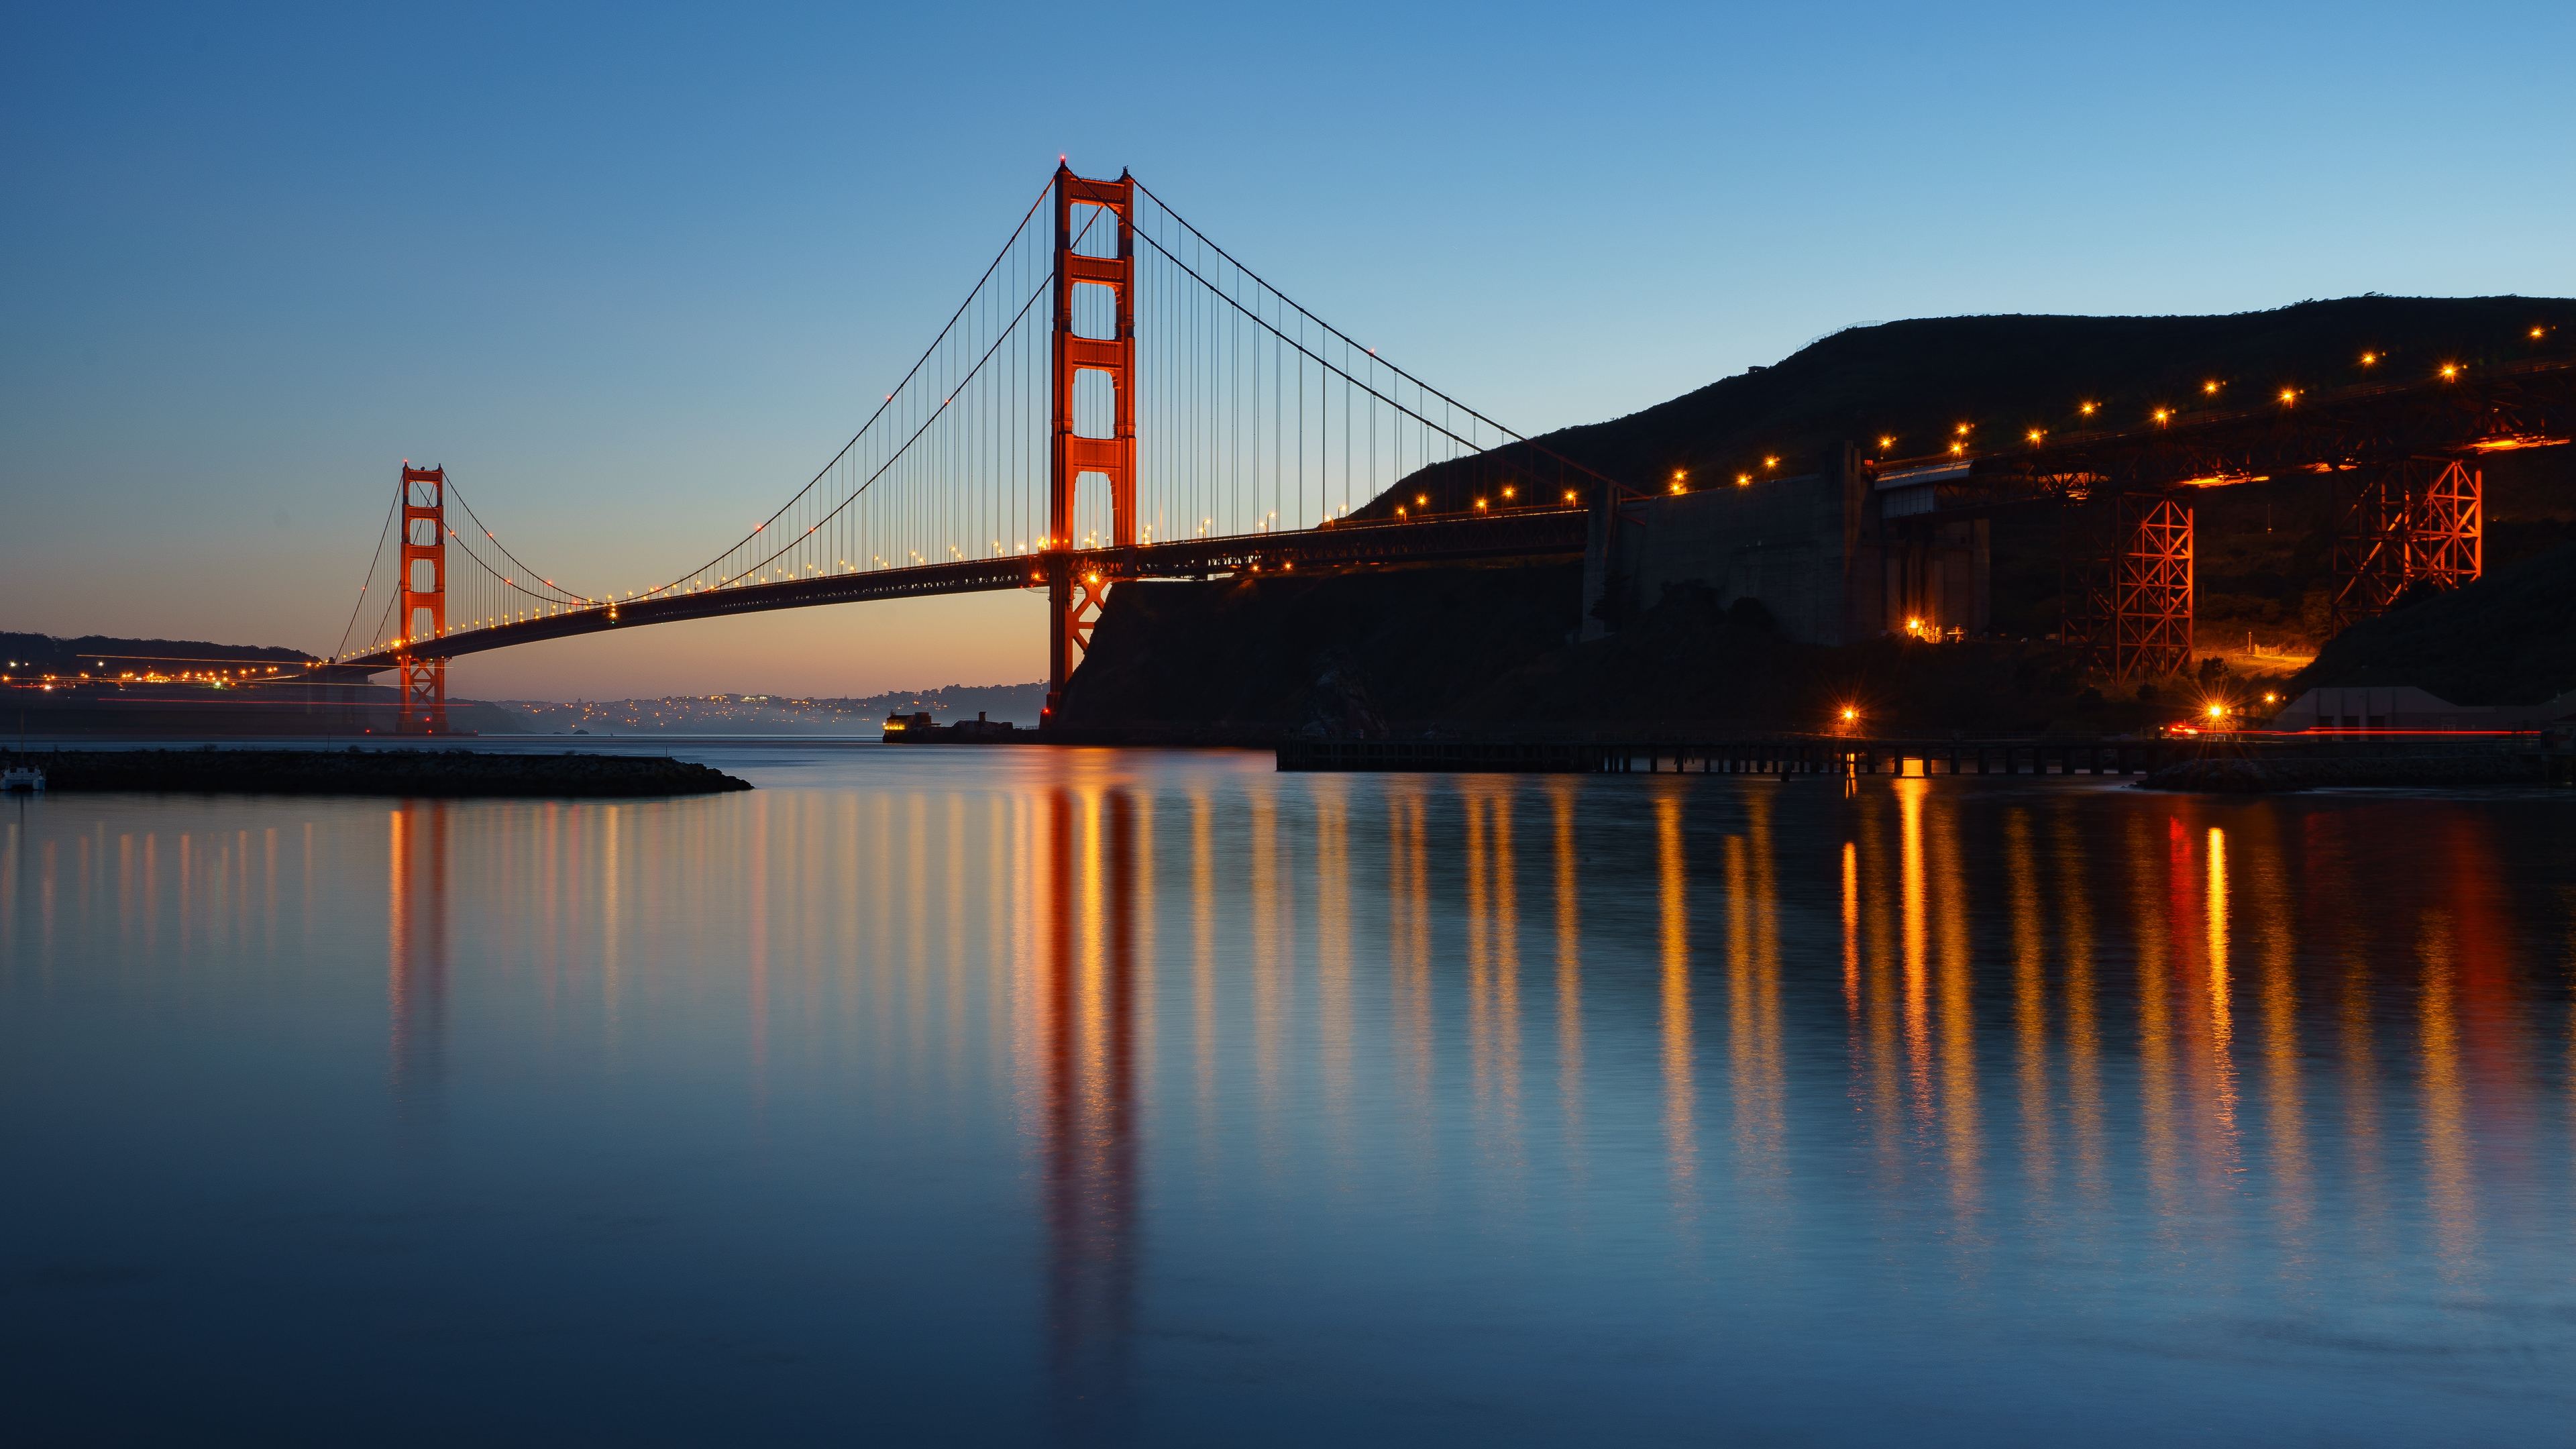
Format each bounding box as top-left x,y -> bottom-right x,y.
1277,737 -> 2177,775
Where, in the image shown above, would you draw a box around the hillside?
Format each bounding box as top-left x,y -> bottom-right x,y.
2295,539 -> 2576,704
1387,296 -> 2576,647
1381,295 -> 2576,512
1063,297 -> 2576,737
2,631 -> 316,678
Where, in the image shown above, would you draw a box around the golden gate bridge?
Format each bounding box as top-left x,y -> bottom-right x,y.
325,164 -> 2576,731
329,164 -> 1614,732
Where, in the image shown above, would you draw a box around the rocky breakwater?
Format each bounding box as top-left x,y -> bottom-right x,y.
2139,748 -> 2557,794
5,747 -> 752,797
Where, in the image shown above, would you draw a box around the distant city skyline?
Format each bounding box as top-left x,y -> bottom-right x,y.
7,1 -> 2572,699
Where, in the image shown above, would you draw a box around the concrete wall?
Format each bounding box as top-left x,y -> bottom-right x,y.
1581,444 -> 1990,646
1624,470 -> 1852,642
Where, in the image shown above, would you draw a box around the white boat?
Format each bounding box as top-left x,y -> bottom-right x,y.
0,765 -> 42,793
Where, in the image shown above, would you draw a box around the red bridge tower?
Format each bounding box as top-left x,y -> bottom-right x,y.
396,464 -> 449,734
1044,165 -> 1137,724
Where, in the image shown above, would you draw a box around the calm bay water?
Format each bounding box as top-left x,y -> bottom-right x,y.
6,745 -> 2576,1444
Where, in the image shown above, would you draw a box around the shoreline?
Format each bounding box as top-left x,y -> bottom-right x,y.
1,747 -> 752,797
2138,751 -> 2572,792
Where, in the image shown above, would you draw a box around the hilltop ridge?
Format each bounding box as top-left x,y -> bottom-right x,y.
1377,294 -> 2576,515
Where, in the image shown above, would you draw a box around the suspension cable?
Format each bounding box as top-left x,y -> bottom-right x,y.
702,203 -> 1106,588
1130,175 -> 1525,443
640,175 -> 1057,599
443,476 -> 596,604
1132,174 -> 1624,492
1133,227 -> 1488,455
331,476 -> 401,660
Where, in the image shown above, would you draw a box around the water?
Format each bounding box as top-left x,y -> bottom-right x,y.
5,747 -> 2575,1444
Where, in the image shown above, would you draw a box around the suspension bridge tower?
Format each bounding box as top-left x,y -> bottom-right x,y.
396,464 -> 449,734
1044,164 -> 1136,724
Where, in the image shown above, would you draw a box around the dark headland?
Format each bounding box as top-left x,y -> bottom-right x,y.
1054,296 -> 2576,747
3,747 -> 751,797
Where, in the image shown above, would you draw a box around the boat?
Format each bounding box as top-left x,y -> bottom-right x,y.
882,710 -> 1027,743
1,765 -> 44,793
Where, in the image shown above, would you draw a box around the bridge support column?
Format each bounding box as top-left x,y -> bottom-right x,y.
1044,164 -> 1137,725
396,464 -> 448,734
2080,491 -> 2192,683
2330,458 -> 2481,632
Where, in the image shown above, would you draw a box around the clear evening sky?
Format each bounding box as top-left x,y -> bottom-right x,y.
5,2 -> 2570,700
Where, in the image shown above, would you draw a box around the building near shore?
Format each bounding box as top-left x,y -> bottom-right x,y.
2269,684 -> 2576,733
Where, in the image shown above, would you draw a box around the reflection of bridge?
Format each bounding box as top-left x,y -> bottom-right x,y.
329,164 -> 2576,724
333,164 -> 1609,732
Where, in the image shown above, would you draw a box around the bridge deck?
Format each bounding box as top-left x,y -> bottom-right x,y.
339,507 -> 1588,671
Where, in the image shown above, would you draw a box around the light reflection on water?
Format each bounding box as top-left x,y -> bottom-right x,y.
5,748 -> 2576,1444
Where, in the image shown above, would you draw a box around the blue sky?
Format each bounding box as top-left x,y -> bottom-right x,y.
5,1 -> 2570,698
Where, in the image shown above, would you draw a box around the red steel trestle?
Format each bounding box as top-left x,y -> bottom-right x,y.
2330,458 -> 2481,631
2098,492 -> 2192,683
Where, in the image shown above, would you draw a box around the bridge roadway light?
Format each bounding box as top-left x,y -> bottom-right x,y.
1762,455 -> 1778,469
2204,380 -> 2221,395
2440,363 -> 2461,380
2079,402 -> 2097,417
2361,351 -> 2378,366
2279,388 -> 2298,405
2153,408 -> 2171,425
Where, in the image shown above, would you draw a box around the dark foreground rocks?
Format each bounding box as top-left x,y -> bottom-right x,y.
2139,751 -> 2554,794
4,747 -> 751,797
